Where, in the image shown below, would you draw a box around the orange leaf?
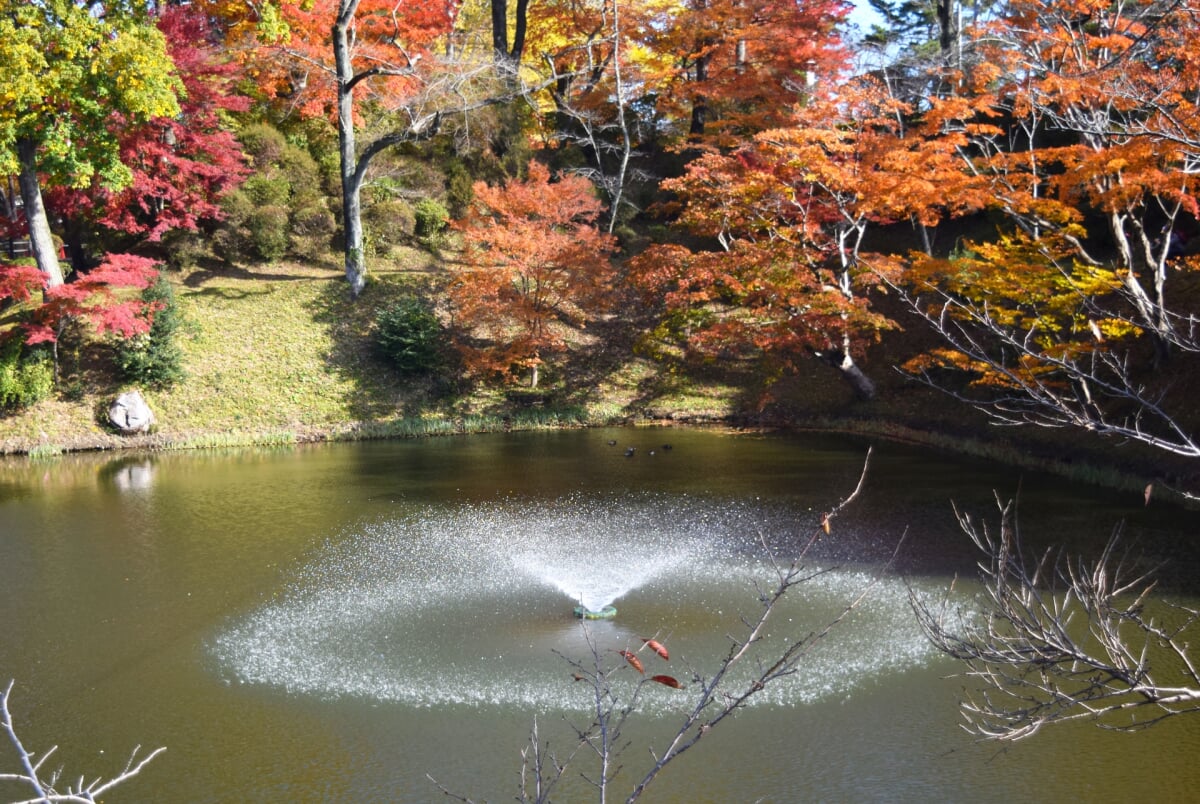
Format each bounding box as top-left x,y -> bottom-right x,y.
650,674 -> 682,689
642,639 -> 669,661
618,649 -> 645,674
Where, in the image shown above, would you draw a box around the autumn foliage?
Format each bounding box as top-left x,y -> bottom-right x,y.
630,78 -> 973,393
47,6 -> 252,248
0,254 -> 162,347
893,0 -> 1200,394
640,0 -> 852,144
451,163 -> 618,387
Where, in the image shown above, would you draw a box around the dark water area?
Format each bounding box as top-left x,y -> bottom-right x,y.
1,428 -> 1198,802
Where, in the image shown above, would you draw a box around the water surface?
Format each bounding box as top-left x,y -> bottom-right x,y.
1,428 -> 1197,802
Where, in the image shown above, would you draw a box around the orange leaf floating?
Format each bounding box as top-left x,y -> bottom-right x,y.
619,649 -> 645,674
650,674 -> 682,689
820,513 -> 831,535
642,639 -> 669,661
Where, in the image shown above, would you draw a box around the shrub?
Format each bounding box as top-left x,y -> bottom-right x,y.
0,337 -> 54,410
237,122 -> 287,169
363,199 -> 416,257
288,206 -> 337,261
216,122 -> 338,263
159,229 -> 210,271
413,198 -> 450,240
246,205 -> 291,262
374,296 -> 443,375
242,174 -> 291,207
115,275 -> 185,388
445,161 -> 474,218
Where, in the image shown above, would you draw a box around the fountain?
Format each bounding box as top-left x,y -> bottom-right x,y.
211,493 -> 936,710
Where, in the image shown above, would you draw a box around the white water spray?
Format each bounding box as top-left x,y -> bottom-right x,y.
211,494 -> 935,710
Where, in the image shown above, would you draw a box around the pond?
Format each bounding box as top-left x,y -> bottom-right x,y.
1,428 -> 1199,802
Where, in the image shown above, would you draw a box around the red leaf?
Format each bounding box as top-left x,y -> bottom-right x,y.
650,674 -> 682,689
22,323 -> 57,345
641,639 -> 669,661
618,649 -> 644,674
0,264 -> 45,303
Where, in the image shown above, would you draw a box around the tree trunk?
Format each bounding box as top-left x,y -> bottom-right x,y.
936,0 -> 959,68
15,137 -> 64,288
836,353 -> 877,400
334,2 -> 367,299
814,348 -> 876,400
491,0 -> 528,74
689,52 -> 709,137
491,0 -> 508,57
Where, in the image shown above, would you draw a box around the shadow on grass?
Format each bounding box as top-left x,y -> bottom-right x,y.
304,274 -> 448,423
182,261 -> 334,289
181,285 -> 277,301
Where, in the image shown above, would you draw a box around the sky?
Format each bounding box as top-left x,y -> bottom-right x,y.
848,1 -> 884,39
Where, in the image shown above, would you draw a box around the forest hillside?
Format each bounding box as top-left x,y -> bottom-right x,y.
3,0 -> 1200,501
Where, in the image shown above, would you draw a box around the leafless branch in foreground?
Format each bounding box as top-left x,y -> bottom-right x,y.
910,496 -> 1200,741
1,680 -> 164,803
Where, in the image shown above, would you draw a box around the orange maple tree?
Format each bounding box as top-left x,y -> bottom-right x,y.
450,162 -> 618,387
631,77 -> 974,398
637,0 -> 852,146
892,0 -> 1200,454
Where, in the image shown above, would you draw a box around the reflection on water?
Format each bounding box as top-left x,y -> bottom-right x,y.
2,429 -> 1199,802
212,495 -> 935,709
104,458 -> 157,493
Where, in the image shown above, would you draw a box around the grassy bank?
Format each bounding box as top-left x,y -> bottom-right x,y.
0,252 -> 743,454
0,249 -> 1188,501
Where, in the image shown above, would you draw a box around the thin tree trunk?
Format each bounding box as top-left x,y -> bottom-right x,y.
835,351 -> 876,400
15,138 -> 64,288
334,3 -> 367,298
689,53 -> 709,137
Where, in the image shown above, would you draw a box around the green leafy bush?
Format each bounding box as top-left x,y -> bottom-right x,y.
374,296 -> 443,375
0,338 -> 54,410
363,198 -> 416,257
246,206 -> 291,261
413,198 -> 450,240
115,275 -> 185,388
216,122 -> 337,262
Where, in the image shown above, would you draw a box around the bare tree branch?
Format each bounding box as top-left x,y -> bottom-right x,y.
892,279 -> 1200,465
909,497 -> 1200,740
1,680 -> 165,803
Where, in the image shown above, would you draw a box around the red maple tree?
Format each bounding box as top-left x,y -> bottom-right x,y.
48,5 -> 251,251
0,253 -> 162,348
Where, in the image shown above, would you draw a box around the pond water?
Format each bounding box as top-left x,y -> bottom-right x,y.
1,428 -> 1199,802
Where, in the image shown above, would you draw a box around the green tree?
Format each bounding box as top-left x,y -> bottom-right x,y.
0,0 -> 182,287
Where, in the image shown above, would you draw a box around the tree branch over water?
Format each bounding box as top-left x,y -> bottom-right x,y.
451,449 -> 911,804
0,680 -> 164,803
909,497 -> 1200,740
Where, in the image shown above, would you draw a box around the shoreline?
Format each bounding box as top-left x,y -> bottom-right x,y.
2,408 -> 1185,508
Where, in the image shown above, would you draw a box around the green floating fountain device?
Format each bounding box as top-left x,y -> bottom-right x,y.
573,605 -> 618,620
